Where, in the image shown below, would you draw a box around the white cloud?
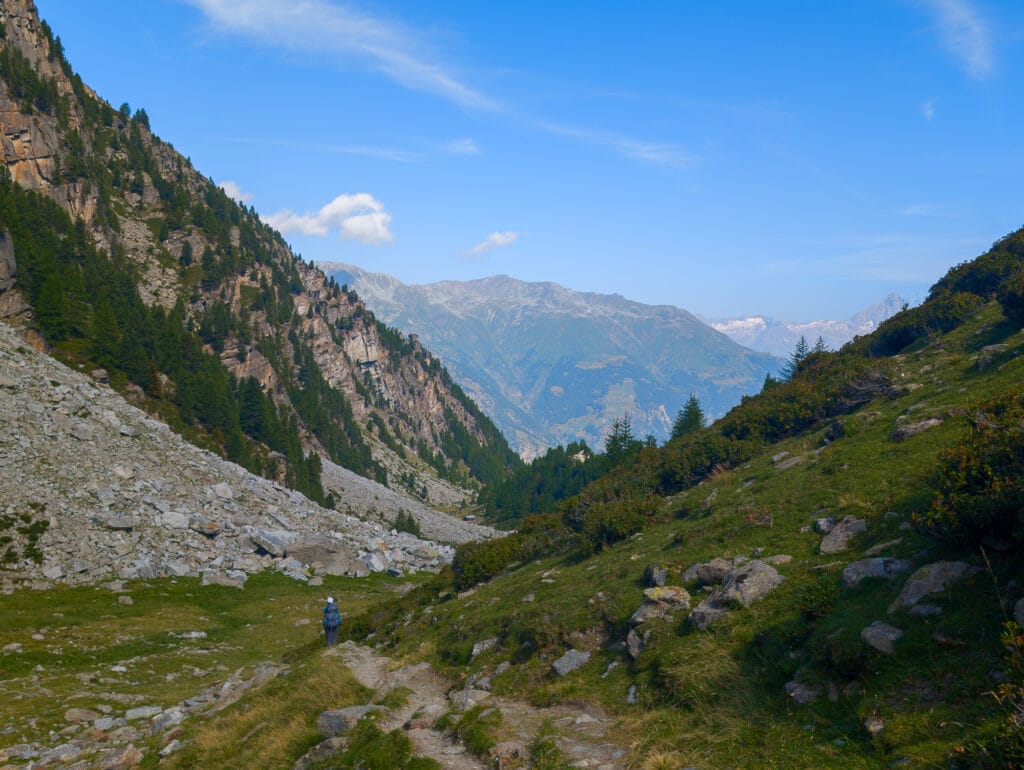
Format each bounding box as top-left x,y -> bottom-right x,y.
444,138 -> 480,155
538,121 -> 694,170
918,0 -> 993,79
921,97 -> 936,121
182,0 -> 497,110
220,180 -> 254,202
265,193 -> 394,244
468,231 -> 520,257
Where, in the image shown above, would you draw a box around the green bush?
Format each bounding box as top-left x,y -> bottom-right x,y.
918,388 -> 1024,549
997,266 -> 1024,326
318,717 -> 441,769
451,534 -> 523,590
862,292 -> 983,356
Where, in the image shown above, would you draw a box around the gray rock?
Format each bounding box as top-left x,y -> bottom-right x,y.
890,418 -> 942,441
551,648 -> 590,677
161,511 -> 188,529
814,516 -> 837,534
362,551 -> 389,573
626,685 -> 637,704
98,744 -> 144,770
64,707 -> 100,723
42,564 -> 64,580
644,564 -> 669,587
695,557 -> 732,585
149,707 -> 187,734
471,638 -> 497,658
200,570 -> 246,589
163,561 -> 191,578
629,586 -> 691,625
125,706 -> 161,721
861,621 -> 903,654
909,603 -> 942,617
189,515 -> 221,537
765,554 -> 792,565
689,598 -> 730,630
842,558 -> 911,588
888,561 -> 973,613
318,706 -> 386,737
626,628 -> 646,660
94,717 -> 117,731
1015,597 -> 1024,627
820,515 -> 867,554
785,681 -> 819,704
250,529 -> 292,557
213,482 -> 233,499
719,560 -> 785,607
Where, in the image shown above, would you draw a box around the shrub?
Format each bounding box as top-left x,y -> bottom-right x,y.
393,509 -> 422,538
451,534 -> 523,590
918,388 -> 1024,549
997,266 -> 1024,326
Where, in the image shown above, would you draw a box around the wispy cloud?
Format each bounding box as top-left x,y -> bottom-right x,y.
921,97 -> 936,121
918,0 -> 994,79
219,180 -> 253,203
182,0 -> 497,111
538,122 -> 694,170
467,230 -> 520,258
444,138 -> 480,155
265,193 -> 394,244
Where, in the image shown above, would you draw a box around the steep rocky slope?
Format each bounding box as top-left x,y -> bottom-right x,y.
0,0 -> 515,502
322,262 -> 781,458
0,319 -> 494,590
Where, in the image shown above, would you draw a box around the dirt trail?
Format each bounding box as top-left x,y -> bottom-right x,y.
331,642 -> 628,769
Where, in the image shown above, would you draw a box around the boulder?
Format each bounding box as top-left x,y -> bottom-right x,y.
643,564 -> 669,587
317,705 -> 385,738
125,706 -> 161,721
551,648 -> 590,677
626,628 -> 646,659
719,560 -> 785,607
250,529 -> 292,557
820,515 -> 867,554
861,621 -> 903,654
888,561 -> 973,613
695,557 -> 732,585
842,558 -> 910,588
161,511 -> 188,529
890,418 -> 942,442
814,516 -> 837,534
200,571 -> 246,589
189,515 -> 221,537
629,585 -> 691,625
97,744 -> 144,770
286,535 -> 338,565
64,707 -> 100,723
689,598 -> 730,631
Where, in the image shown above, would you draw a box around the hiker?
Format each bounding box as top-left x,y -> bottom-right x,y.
322,596 -> 342,646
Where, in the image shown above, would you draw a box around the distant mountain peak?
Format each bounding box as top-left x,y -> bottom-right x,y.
319,262 -> 779,459
709,294 -> 907,357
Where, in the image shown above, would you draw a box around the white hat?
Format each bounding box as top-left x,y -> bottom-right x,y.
327,597 -> 334,603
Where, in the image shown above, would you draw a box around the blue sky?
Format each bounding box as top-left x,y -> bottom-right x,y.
36,0 -> 1024,320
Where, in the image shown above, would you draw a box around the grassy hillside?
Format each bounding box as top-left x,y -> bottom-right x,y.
339,232 -> 1024,767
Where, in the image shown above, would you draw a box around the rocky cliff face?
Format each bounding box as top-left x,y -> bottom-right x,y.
0,320 -> 493,590
0,0 -> 513,497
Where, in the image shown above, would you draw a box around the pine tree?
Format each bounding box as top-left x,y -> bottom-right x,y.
813,336 -> 827,354
671,393 -> 705,439
605,415 -> 642,466
782,335 -> 810,380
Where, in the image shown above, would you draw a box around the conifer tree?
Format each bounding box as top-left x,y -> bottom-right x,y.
782,335 -> 810,380
671,393 -> 705,439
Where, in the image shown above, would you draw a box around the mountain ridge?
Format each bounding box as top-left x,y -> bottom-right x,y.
708,292 -> 907,357
321,261 -> 781,458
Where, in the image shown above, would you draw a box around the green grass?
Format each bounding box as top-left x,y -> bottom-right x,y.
350,306 -> 1024,767
0,570 -> 414,767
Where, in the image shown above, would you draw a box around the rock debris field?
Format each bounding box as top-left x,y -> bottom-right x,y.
0,321 -> 495,591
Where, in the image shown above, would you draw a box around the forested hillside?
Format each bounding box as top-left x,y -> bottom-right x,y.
0,0 -> 518,501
